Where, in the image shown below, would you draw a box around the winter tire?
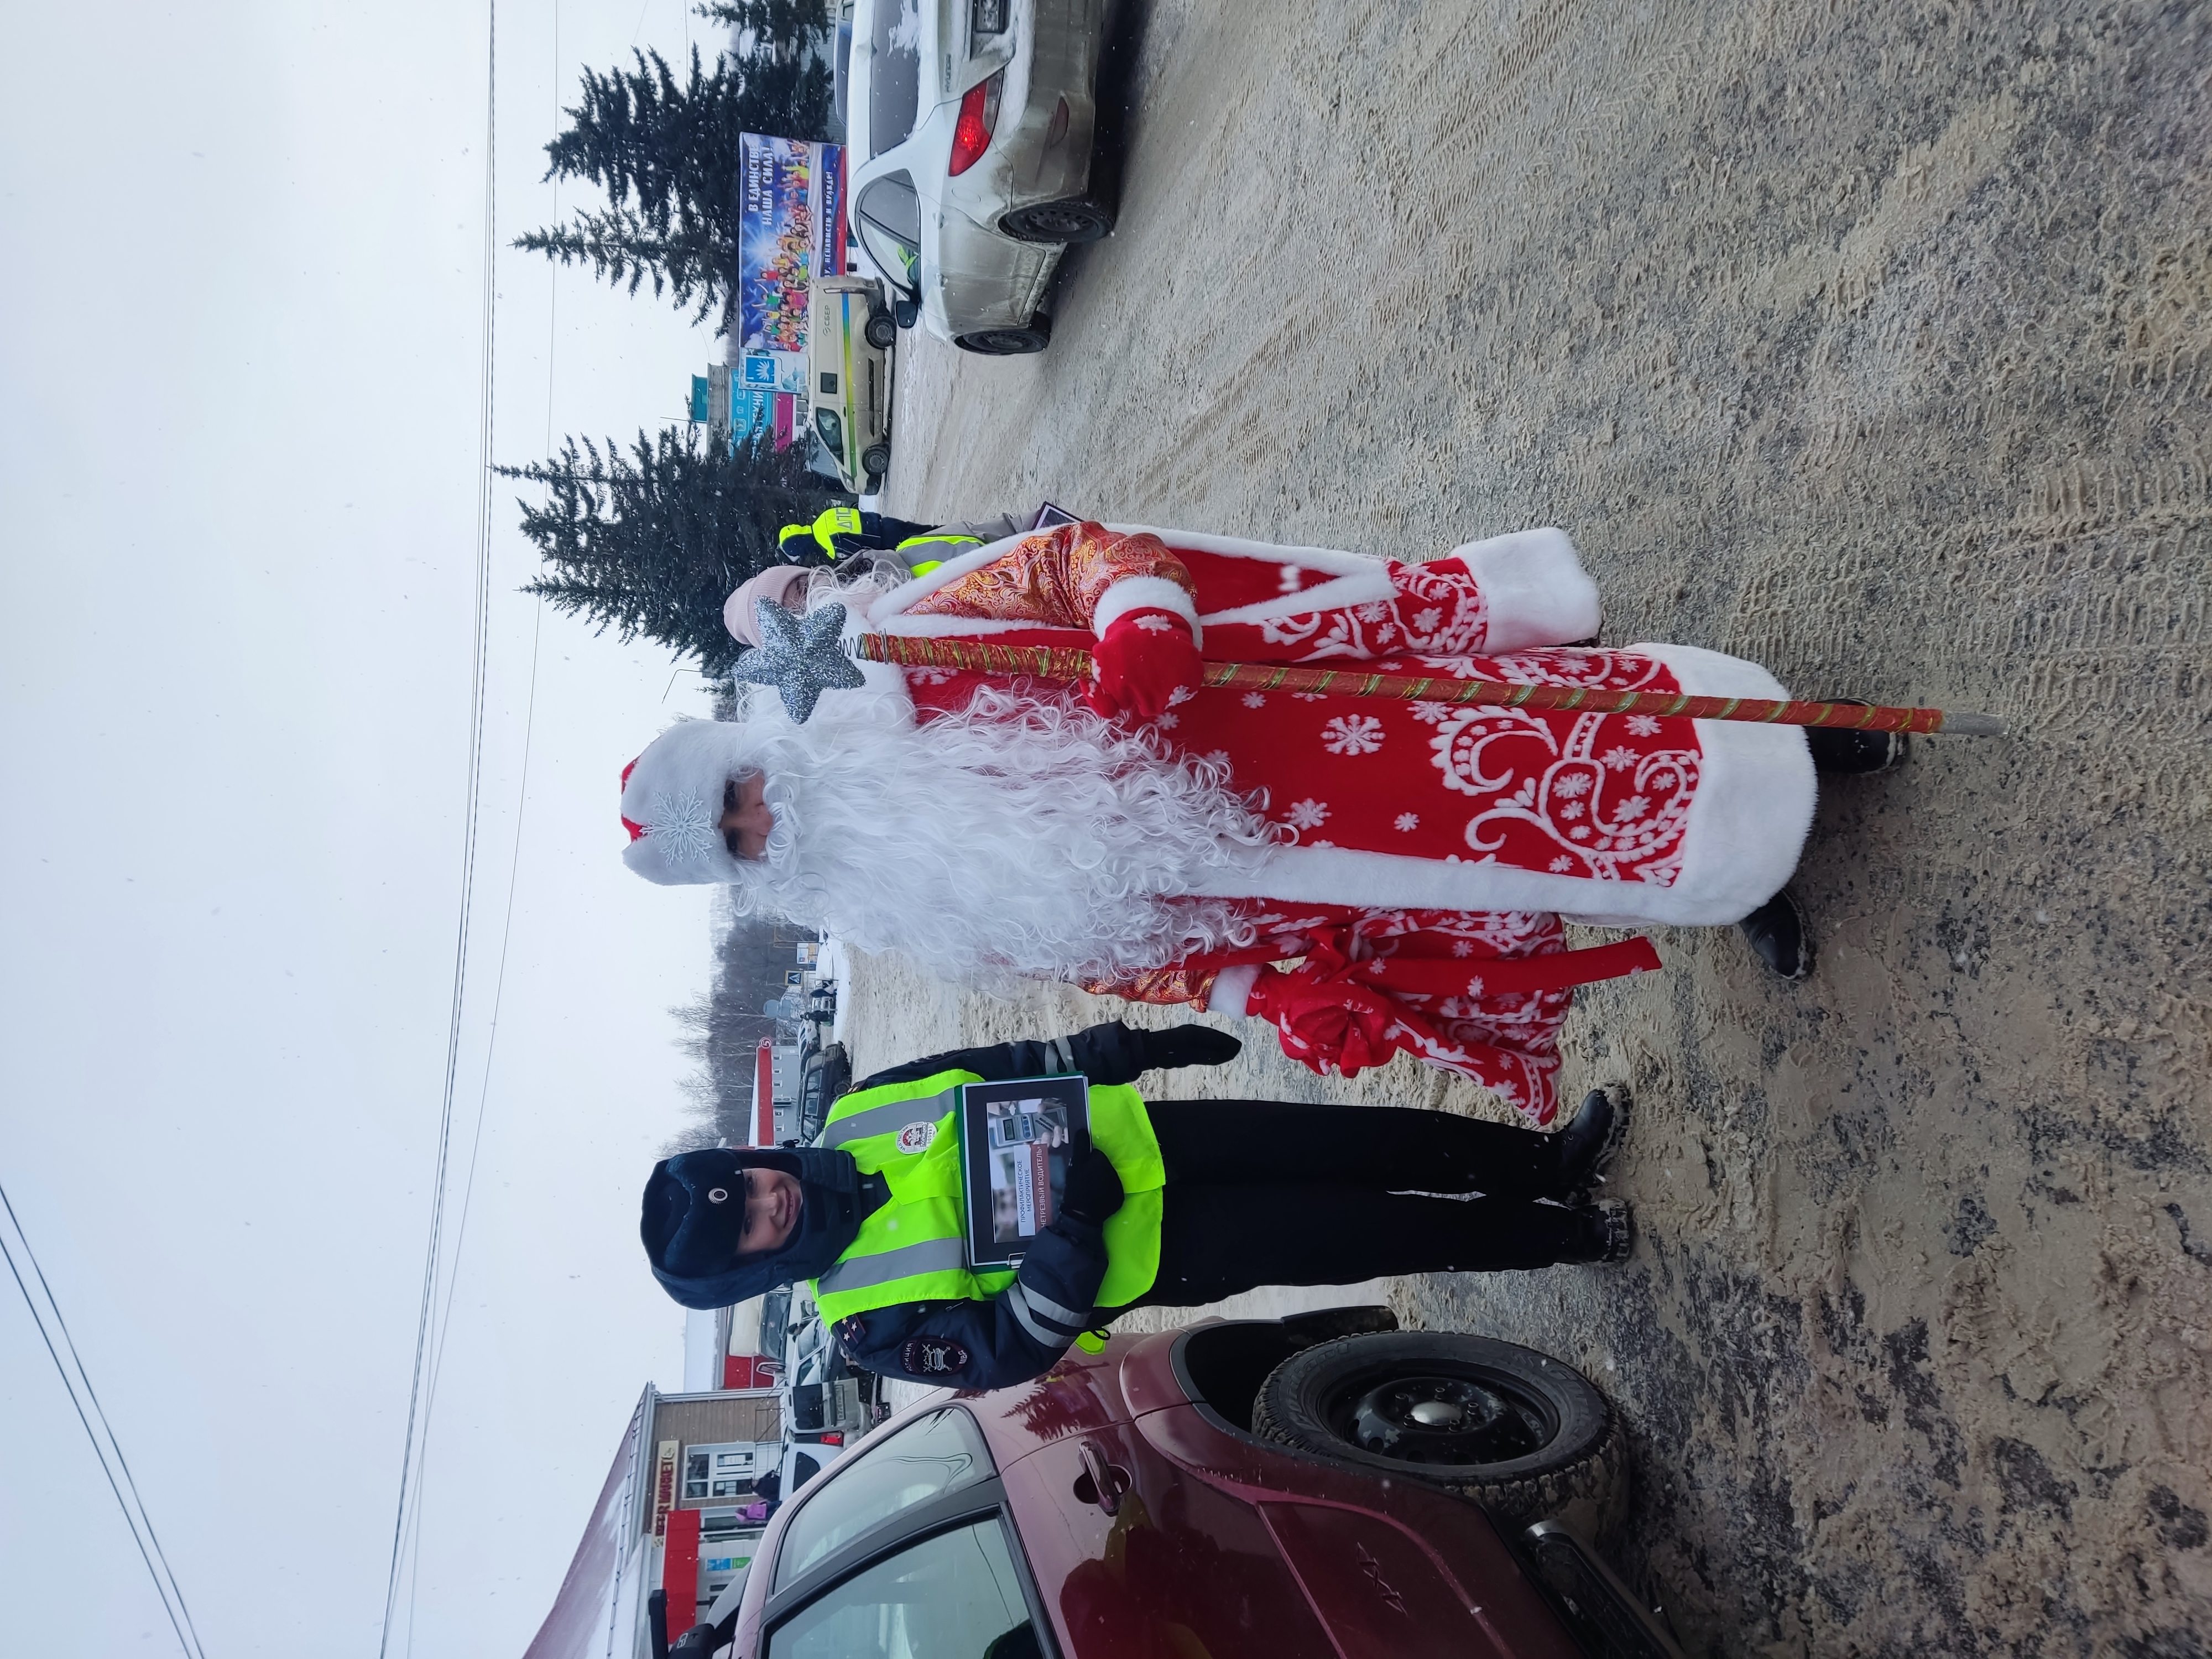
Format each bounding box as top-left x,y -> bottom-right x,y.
1252,1331 -> 1627,1538
861,442 -> 892,477
999,196 -> 1115,243
864,309 -> 898,349
954,316 -> 1053,355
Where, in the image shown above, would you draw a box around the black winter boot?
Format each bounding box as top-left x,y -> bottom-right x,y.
1806,702 -> 1910,775
1573,1198 -> 1634,1264
1739,888 -> 1814,981
1551,1085 -> 1631,1200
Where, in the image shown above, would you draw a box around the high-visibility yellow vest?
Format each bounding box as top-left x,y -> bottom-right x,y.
813,506 -> 864,552
810,1070 -> 1164,1323
778,507 -> 868,561
893,531 -> 982,579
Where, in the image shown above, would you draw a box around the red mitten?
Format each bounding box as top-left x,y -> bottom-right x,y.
1085,608 -> 1201,722
1244,965 -> 1405,1079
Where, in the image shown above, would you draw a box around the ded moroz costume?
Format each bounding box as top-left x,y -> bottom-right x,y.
623,522 -> 1833,1126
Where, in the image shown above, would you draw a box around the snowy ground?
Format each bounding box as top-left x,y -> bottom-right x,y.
841,2 -> 2212,1653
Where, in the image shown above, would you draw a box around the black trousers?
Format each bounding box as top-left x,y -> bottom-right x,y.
1115,1100 -> 1598,1312
859,510 -> 935,544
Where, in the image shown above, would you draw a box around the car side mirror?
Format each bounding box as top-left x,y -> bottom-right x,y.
893,296 -> 920,329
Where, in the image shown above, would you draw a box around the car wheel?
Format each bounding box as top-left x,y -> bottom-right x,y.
861,442 -> 891,476
954,315 -> 1053,355
1000,196 -> 1116,244
864,309 -> 898,349
1251,1331 -> 1627,1538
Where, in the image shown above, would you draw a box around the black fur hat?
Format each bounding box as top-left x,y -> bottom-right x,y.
640,1145 -> 869,1311
641,1150 -> 752,1280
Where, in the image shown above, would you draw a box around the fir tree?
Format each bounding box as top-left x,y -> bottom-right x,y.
515,39 -> 833,328
694,0 -> 833,54
501,427 -> 842,677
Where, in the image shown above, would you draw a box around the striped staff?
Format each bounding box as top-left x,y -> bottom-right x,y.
851,634 -> 2005,736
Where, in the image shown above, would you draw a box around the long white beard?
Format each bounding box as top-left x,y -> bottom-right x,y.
725,681 -> 1280,983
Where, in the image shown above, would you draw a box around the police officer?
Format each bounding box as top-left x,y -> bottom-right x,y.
775,505 -> 1027,573
640,1021 -> 1632,1392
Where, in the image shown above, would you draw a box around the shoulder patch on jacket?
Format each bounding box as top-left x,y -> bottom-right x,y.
832,1314 -> 869,1351
900,1335 -> 972,1377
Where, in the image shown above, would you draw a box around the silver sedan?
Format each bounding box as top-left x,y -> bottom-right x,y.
842,0 -> 1115,354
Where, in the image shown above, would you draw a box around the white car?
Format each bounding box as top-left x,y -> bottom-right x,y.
775,1432 -> 849,1500
804,276 -> 895,491
842,0 -> 1116,354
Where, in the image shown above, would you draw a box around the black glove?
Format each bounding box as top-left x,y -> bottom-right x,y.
1142,1023 -> 1243,1072
1060,1148 -> 1124,1225
1064,1020 -> 1242,1085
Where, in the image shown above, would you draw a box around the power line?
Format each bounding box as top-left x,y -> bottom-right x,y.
377,2 -> 499,1655
0,1182 -> 207,1659
390,3 -> 562,1648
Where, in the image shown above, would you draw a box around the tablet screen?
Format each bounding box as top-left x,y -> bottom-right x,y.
957,1074 -> 1091,1270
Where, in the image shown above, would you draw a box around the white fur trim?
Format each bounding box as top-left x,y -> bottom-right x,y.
1185,644 -> 1814,926
1092,575 -> 1201,641
1185,845 -> 1687,919
1455,528 -> 1600,651
1627,642 -> 1816,924
1206,963 -> 1260,1017
849,655 -> 917,709
1198,568 -> 1398,628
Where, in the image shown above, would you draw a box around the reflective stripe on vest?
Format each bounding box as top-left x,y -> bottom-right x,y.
894,533 -> 979,581
818,1087 -> 958,1150
816,1234 -> 966,1297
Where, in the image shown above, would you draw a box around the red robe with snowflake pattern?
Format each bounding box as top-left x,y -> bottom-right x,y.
854,521 -> 1814,1124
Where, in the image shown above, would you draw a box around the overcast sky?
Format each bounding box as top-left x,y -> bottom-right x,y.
0,3 -> 744,1653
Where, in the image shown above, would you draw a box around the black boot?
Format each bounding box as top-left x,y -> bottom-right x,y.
1739,888 -> 1814,981
1551,1085 -> 1631,1199
1572,1198 -> 1633,1264
1806,702 -> 1909,775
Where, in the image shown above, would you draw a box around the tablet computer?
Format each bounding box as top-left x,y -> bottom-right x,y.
957,1074 -> 1091,1271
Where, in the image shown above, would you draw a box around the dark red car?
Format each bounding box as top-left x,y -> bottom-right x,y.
668,1307 -> 1683,1659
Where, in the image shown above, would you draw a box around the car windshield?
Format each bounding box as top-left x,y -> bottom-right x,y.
867,0 -> 923,158
765,1520 -> 1034,1659
761,1287 -> 792,1348
773,1408 -> 992,1590
831,1 -> 855,131
856,175 -> 921,292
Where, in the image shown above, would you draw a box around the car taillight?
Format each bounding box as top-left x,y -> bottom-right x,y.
820,1433 -> 844,1446
948,70 -> 1004,176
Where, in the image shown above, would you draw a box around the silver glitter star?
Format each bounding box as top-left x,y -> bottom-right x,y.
734,599 -> 866,723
